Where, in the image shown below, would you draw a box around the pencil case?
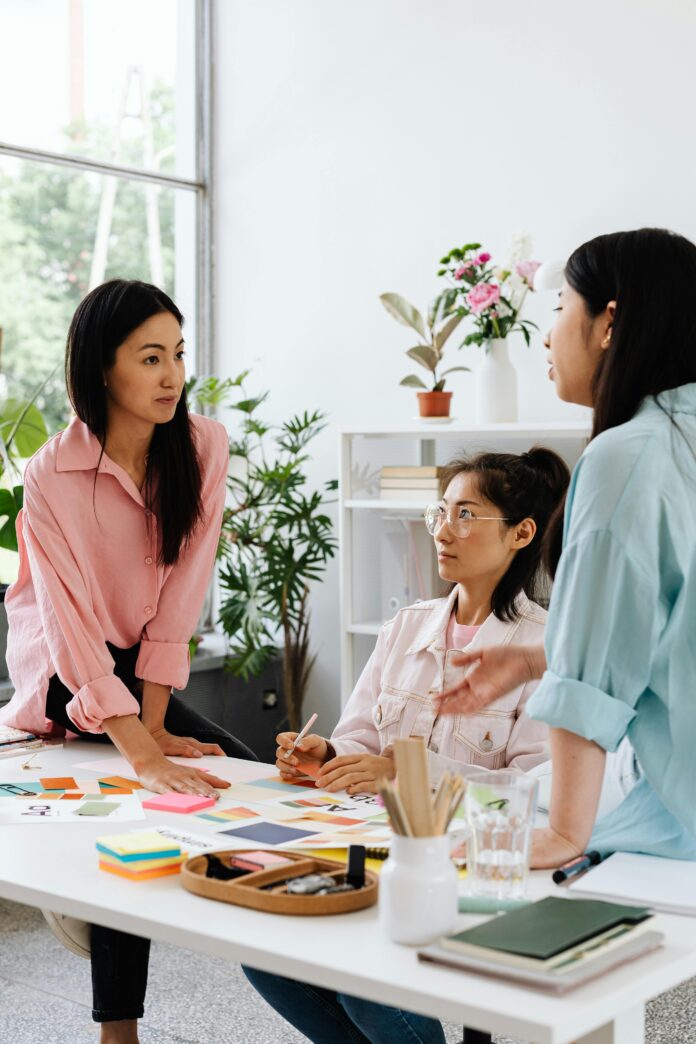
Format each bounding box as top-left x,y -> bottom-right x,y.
181,849 -> 379,915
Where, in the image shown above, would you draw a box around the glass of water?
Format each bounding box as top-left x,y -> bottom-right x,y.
464,771 -> 538,899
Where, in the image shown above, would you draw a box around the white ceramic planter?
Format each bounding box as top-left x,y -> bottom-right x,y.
475,338 -> 518,423
378,834 -> 458,945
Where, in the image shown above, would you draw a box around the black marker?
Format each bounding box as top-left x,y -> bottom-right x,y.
552,850 -> 602,884
346,844 -> 365,889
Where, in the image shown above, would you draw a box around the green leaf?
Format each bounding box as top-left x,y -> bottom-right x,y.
0,486 -> 23,552
406,345 -> 439,372
0,399 -> 49,458
379,293 -> 427,339
439,365 -> 471,377
433,379 -> 446,392
231,394 -> 269,415
400,375 -> 428,389
433,312 -> 464,351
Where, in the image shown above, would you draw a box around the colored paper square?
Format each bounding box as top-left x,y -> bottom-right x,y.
295,758 -> 321,779
142,793 -> 217,814
304,812 -> 363,826
246,777 -> 313,795
214,806 -> 259,820
75,801 -> 119,816
59,793 -> 83,800
219,821 -> 319,846
0,782 -> 43,796
75,780 -> 103,794
38,792 -> 62,800
40,777 -> 77,790
196,813 -> 231,823
99,776 -> 142,790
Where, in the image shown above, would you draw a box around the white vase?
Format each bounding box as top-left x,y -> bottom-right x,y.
475,337 -> 518,423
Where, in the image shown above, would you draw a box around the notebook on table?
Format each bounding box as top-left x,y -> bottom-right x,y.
567,852 -> 696,916
418,896 -> 664,994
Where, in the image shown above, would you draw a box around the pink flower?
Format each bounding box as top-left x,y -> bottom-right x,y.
515,259 -> 542,287
475,251 -> 491,265
454,262 -> 474,280
466,282 -> 500,314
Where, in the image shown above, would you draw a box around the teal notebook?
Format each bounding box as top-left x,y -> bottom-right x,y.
443,896 -> 651,962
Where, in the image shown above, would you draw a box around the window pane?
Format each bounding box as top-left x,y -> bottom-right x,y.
0,155 -> 197,433
0,0 -> 196,179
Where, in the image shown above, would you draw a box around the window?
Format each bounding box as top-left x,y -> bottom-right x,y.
0,0 -> 212,430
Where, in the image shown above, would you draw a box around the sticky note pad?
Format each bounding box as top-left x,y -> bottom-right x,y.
99,861 -> 182,881
96,832 -> 180,861
75,801 -> 119,816
40,777 -> 78,790
220,822 -> 319,846
142,793 -> 217,813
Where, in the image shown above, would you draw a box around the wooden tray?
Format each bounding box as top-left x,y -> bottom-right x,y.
181,849 -> 379,915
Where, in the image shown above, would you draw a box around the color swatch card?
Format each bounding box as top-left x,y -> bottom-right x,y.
0,792 -> 146,824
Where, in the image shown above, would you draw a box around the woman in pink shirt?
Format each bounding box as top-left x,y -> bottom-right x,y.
0,279 -> 255,1044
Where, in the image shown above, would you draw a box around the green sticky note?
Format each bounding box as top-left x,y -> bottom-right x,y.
76,801 -> 119,817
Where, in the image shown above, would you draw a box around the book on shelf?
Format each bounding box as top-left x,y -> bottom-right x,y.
381,466 -> 442,479
380,477 -> 443,489
379,488 -> 438,501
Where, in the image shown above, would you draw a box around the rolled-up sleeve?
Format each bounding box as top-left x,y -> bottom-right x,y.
23,473 -> 140,733
526,528 -> 659,751
135,420 -> 229,691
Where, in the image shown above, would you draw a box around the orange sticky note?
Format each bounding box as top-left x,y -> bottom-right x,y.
40,777 -> 77,790
295,759 -> 321,779
99,776 -> 142,790
59,793 -> 83,800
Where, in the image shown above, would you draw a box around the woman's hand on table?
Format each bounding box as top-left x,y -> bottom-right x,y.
315,751 -> 395,794
276,732 -> 328,778
149,727 -> 225,759
530,826 -> 583,869
135,755 -> 230,797
433,643 -> 546,715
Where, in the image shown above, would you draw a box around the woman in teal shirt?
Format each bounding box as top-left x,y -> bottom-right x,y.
438,226 -> 696,866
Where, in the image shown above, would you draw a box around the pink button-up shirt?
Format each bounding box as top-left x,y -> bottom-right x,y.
0,413 -> 229,737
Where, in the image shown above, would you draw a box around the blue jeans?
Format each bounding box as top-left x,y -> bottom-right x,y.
242,966 -> 446,1044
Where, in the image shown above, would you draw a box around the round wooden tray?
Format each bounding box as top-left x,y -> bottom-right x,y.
182,849 -> 379,915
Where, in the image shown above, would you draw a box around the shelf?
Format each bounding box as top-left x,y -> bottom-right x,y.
340,421 -> 591,438
345,498 -> 429,512
347,621 -> 383,636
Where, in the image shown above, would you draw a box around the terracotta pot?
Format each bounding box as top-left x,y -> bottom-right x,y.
417,390 -> 453,418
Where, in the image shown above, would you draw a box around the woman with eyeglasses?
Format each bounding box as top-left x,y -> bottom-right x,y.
436,227 -> 696,869
241,446 -> 569,1044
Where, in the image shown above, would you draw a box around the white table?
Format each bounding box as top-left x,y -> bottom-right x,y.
1,742 -> 694,1044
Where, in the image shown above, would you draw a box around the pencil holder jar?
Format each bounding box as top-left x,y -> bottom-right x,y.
379,834 -> 458,945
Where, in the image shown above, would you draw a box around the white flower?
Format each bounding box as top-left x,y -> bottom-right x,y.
506,230 -> 533,266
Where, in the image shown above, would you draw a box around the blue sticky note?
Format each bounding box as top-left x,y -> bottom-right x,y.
245,777 -> 312,794
219,821 -> 318,845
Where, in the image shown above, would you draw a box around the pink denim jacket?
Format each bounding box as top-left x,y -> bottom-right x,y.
331,587 -> 549,782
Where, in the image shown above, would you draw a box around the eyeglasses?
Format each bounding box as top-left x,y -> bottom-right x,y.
423,504 -> 512,538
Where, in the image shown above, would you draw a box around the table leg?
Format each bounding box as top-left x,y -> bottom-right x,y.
575,1005 -> 645,1044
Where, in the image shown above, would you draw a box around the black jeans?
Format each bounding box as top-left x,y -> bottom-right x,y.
46,642 -> 258,1023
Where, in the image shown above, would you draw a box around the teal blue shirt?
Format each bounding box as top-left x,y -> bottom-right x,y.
527,385 -> 696,858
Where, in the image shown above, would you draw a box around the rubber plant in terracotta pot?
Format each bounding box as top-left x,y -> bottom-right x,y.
379,292 -> 470,417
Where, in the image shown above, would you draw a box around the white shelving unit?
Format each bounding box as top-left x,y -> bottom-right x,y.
339,420 -> 591,705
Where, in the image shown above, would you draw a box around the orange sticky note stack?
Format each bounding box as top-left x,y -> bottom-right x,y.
96,832 -> 185,881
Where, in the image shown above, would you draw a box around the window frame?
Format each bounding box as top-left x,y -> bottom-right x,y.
0,0 -> 215,377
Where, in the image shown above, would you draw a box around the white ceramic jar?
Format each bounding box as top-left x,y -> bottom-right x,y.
379,834 -> 458,945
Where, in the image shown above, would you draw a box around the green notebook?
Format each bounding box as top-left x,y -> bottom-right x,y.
443,897 -> 651,964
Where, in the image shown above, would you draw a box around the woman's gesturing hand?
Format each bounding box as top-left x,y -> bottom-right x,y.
433,642 -> 546,715
149,727 -> 225,759
136,755 -> 230,797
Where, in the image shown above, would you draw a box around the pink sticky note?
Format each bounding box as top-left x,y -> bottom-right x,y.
142,793 -> 217,813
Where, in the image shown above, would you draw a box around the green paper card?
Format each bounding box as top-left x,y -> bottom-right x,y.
75,801 -> 119,817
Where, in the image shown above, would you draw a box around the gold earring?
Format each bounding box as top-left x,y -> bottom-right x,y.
601,335 -> 611,348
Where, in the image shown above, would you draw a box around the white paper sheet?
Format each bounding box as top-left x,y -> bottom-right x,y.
568,851 -> 696,916
0,793 -> 146,824
74,755 -> 270,786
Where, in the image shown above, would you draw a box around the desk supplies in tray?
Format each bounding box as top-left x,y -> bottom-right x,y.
182,844 -> 378,914
418,896 -> 664,993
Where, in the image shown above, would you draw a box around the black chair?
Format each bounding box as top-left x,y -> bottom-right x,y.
462,1030 -> 492,1044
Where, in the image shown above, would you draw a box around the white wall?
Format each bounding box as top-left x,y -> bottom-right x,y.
214,0 -> 696,724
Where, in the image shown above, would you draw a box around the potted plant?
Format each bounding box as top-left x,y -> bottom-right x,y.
188,373 -> 337,737
379,292 -> 470,418
435,235 -> 542,423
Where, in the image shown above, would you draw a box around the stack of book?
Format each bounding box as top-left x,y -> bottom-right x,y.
96,831 -> 186,881
0,725 -> 44,761
380,466 -> 442,501
418,896 -> 663,993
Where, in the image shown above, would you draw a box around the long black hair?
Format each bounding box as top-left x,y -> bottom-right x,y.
439,447 -> 570,621
544,227 -> 696,574
65,279 -> 203,566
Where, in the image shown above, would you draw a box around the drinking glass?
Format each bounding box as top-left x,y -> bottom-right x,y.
464,770 -> 538,899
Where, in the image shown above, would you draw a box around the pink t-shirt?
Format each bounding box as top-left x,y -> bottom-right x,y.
0,413 -> 229,736
445,613 -> 481,650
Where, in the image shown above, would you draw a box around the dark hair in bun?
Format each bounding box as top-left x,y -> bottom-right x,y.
438,446 -> 570,621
